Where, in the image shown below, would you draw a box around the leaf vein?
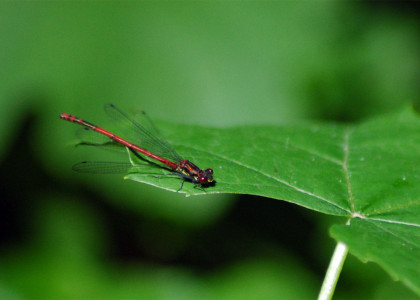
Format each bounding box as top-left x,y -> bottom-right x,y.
365,217 -> 420,228
289,144 -> 342,165
364,200 -> 420,217
212,153 -> 351,214
342,128 -> 355,212
364,219 -> 420,249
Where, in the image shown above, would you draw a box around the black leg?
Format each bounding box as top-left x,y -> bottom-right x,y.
177,178 -> 185,192
193,183 -> 206,193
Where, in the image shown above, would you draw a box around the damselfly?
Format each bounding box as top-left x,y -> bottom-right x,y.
60,104 -> 214,190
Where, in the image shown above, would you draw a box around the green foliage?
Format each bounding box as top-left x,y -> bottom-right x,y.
1,1 -> 420,299
332,219 -> 420,296
128,106 -> 420,295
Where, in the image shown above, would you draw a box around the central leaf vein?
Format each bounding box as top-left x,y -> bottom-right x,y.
343,129 -> 355,212
216,154 -> 351,213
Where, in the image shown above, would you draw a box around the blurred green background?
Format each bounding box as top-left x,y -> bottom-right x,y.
1,2 -> 420,299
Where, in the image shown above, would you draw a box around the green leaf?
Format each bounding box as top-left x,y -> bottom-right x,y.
331,219 -> 420,296
126,106 -> 420,295
128,119 -> 352,216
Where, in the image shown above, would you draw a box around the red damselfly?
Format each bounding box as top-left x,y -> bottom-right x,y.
60,104 -> 214,190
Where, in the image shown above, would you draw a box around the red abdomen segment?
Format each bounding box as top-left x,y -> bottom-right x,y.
60,113 -> 178,170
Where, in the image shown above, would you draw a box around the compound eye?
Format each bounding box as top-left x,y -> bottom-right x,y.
206,168 -> 213,175
199,176 -> 207,183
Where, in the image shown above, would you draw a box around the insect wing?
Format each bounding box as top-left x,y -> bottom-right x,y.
104,104 -> 182,163
72,161 -> 167,175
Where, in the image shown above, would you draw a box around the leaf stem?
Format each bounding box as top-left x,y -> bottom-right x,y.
318,240 -> 349,300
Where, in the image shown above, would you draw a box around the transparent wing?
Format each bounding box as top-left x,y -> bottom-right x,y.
104,104 -> 182,163
72,161 -> 168,175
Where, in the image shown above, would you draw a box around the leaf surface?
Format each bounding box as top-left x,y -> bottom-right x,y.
331,219 -> 420,295
126,106 -> 420,294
